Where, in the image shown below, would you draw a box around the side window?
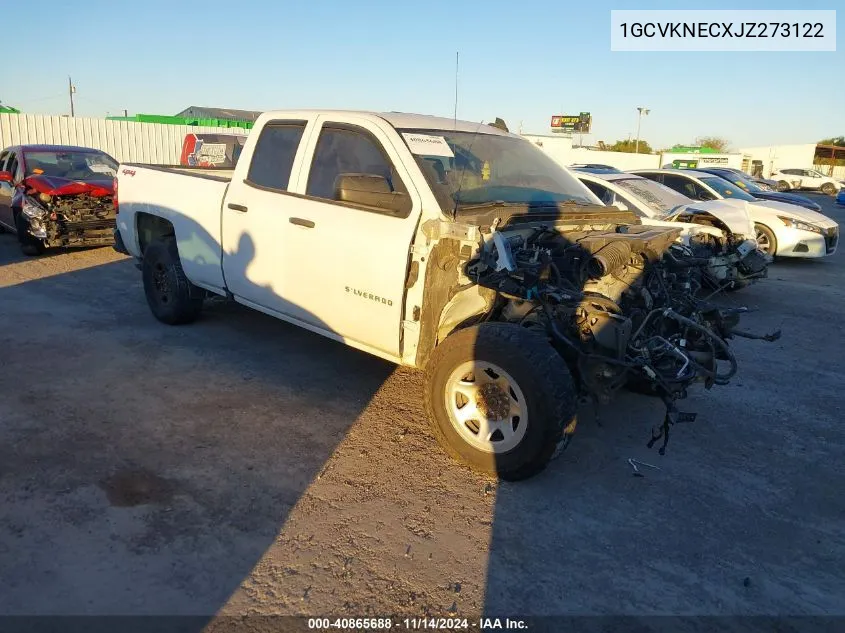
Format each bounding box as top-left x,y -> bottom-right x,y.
612,191 -> 644,217
661,174 -> 697,199
5,153 -> 19,181
581,180 -> 612,204
0,151 -> 7,172
246,122 -> 306,191
305,125 -> 410,215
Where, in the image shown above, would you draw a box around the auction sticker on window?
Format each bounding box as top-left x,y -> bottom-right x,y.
402,133 -> 455,158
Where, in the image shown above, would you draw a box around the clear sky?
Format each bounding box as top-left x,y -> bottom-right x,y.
2,0 -> 842,149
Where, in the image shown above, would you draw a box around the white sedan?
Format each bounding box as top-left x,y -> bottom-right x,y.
573,170 -> 769,290
631,169 -> 839,258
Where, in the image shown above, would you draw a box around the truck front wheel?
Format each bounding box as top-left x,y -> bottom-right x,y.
424,323 -> 577,481
142,239 -> 204,325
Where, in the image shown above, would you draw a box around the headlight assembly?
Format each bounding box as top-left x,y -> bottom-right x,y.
22,198 -> 47,220
777,216 -> 824,234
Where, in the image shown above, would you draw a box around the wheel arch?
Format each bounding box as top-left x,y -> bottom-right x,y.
136,212 -> 175,255
754,221 -> 779,256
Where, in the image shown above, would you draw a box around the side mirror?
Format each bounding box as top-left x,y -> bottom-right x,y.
0,171 -> 13,183
335,173 -> 409,215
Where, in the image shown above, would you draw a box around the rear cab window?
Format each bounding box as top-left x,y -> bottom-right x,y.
246,121 -> 307,191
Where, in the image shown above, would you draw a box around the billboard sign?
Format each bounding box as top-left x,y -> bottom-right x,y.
551,112 -> 592,134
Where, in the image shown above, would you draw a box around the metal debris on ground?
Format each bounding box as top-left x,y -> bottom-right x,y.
628,458 -> 661,478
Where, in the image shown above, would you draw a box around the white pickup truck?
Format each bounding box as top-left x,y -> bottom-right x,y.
115,110 -> 748,480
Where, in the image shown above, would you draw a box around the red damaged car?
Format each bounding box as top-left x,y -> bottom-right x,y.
0,144 -> 118,255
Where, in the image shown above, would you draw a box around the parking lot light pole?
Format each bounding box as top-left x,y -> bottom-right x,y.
635,107 -> 650,153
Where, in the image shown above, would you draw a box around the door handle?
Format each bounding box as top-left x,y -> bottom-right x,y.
227,202 -> 248,213
289,217 -> 315,228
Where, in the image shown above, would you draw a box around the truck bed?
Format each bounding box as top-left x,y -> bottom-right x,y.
116,163 -> 230,293
123,164 -> 236,182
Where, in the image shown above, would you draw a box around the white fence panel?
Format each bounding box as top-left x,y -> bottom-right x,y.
0,114 -> 247,165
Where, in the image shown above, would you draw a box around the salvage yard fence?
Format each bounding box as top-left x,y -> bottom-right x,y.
0,113 -> 245,165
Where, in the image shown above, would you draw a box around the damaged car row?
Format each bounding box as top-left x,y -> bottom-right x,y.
1,116 -> 834,480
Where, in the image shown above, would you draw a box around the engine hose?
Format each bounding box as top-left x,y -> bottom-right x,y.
539,298 -> 581,353
662,309 -> 737,384
540,296 -> 640,369
586,242 -> 631,279
662,250 -> 709,268
630,308 -> 663,342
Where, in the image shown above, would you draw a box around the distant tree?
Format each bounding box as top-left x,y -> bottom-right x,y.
695,136 -> 731,152
488,117 -> 509,132
819,136 -> 845,146
608,139 -> 653,154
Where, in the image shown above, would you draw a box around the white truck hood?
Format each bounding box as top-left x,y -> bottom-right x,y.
747,199 -> 839,229
668,199 -> 756,239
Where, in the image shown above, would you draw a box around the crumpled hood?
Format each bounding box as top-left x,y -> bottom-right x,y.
670,199 -> 756,238
24,175 -> 114,197
749,199 -> 839,228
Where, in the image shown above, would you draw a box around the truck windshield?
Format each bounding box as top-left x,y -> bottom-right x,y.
398,129 -> 600,213
24,151 -> 118,181
613,177 -> 690,217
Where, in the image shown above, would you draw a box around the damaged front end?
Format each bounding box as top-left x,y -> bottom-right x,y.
21,176 -> 115,248
669,205 -> 770,291
684,232 -> 770,291
464,213 -> 778,452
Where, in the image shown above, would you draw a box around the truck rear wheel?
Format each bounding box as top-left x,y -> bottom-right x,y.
424,323 -> 577,481
142,239 -> 204,325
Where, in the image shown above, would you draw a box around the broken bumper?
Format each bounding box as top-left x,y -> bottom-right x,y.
42,217 -> 115,248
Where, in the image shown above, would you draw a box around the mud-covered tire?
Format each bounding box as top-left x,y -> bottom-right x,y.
424,322 -> 577,481
142,239 -> 204,325
15,213 -> 45,256
821,182 -> 837,196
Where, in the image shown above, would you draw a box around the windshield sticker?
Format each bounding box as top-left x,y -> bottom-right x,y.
402,133 -> 455,158
88,163 -> 116,175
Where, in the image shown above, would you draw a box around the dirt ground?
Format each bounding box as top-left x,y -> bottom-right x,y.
1,195 -> 844,624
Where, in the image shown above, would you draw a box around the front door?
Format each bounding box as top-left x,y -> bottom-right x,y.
274,115 -> 423,358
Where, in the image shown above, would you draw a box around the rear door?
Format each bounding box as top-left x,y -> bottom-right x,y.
221,119 -> 312,313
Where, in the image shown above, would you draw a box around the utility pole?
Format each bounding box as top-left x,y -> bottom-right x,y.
453,51 -> 459,126
68,76 -> 76,117
123,109 -> 128,118
635,106 -> 650,153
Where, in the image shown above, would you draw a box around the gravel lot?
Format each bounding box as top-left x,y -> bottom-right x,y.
1,194 -> 844,623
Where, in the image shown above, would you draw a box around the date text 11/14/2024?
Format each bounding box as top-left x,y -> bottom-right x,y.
307,617 -> 529,630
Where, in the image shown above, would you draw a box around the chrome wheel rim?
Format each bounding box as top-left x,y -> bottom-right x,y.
443,361 -> 528,454
756,229 -> 771,253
